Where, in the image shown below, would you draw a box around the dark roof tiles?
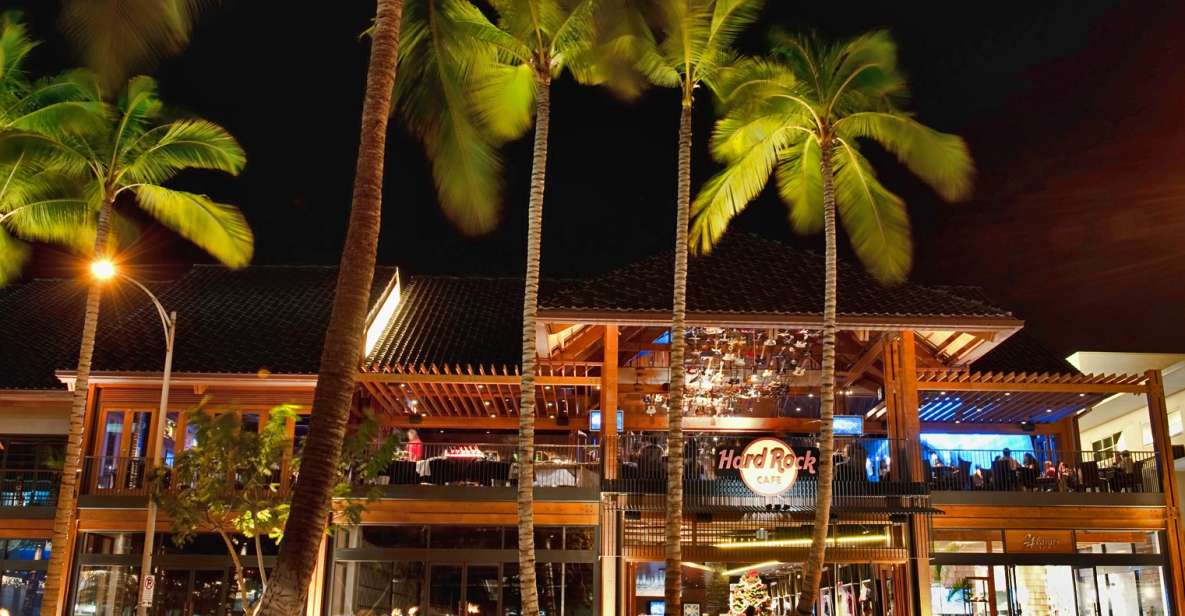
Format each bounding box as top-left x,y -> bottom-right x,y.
545,234 -> 1012,319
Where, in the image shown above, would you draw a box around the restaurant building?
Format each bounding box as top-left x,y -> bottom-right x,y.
0,234 -> 1181,616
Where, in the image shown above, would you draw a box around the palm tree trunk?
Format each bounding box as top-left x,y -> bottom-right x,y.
517,73 -> 551,616
254,1 -> 403,613
794,141 -> 837,615
40,196 -> 112,616
664,102 -> 692,616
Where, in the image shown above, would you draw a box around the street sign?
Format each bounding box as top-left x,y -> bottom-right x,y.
142,574 -> 156,605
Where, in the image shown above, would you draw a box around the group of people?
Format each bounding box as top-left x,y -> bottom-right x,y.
927,447 -> 1144,492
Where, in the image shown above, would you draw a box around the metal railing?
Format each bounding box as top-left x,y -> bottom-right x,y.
0,468 -> 60,507
353,442 -> 600,489
84,456 -> 295,497
924,449 -> 1161,493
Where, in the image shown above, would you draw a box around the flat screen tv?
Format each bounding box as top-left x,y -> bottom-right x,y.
648,600 -> 665,615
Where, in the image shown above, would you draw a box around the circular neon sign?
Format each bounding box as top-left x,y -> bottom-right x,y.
717,437 -> 814,497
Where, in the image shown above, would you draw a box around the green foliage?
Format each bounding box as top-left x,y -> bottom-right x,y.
152,404 -> 399,611
60,0 -> 218,93
620,0 -> 766,99
0,24 -> 252,285
393,0 -> 643,236
689,30 -> 975,283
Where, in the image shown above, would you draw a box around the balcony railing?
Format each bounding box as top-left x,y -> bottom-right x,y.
0,468 -> 60,507
352,443 -> 600,489
84,456 -> 295,498
924,449 -> 1161,494
605,434 -> 926,511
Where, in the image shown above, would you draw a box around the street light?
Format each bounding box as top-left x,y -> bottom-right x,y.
91,260 -> 176,616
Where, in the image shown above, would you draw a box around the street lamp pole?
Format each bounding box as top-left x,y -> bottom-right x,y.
92,262 -> 176,616
128,278 -> 175,616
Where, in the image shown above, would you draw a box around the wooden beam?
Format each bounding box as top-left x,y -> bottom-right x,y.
621,415 -> 842,433
362,373 -> 600,386
842,338 -> 884,387
916,380 -> 1146,394
1147,369 -> 1185,614
381,415 -> 583,430
602,325 -> 619,480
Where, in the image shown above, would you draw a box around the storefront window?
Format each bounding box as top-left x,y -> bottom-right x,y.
73,565 -> 139,616
0,570 -> 45,616
433,526 -> 501,549
359,525 -> 428,549
564,564 -> 594,616
466,565 -> 499,615
931,529 -> 1003,553
1076,530 -> 1159,555
1011,565 -> 1077,615
1097,565 -> 1169,616
429,564 -> 463,614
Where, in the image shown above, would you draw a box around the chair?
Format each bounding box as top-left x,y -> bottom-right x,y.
991,459 -> 1016,490
958,459 -> 973,489
1016,466 -> 1039,491
1078,460 -> 1103,492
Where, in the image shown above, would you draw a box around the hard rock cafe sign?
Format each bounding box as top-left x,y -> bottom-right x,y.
717,437 -> 817,496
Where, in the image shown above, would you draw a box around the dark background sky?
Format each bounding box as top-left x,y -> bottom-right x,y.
13,0 -> 1185,356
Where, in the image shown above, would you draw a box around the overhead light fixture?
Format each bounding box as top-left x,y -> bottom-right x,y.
722,561 -> 782,576
715,530 -> 890,550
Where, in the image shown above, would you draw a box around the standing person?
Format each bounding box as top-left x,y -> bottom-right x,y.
406,429 -> 424,462
1002,448 -> 1019,470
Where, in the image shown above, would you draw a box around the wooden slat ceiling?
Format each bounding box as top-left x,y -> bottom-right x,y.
360,360 -> 602,420
916,369 -> 1148,424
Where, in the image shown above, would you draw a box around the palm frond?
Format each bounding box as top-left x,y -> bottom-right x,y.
690,124 -> 795,253
119,119 -> 246,185
0,11 -> 37,93
60,0 -> 215,92
132,184 -> 253,268
112,75 -> 164,150
703,0 -> 764,64
1,196 -> 94,252
0,129 -> 94,177
774,136 -> 823,234
836,111 -> 973,201
551,0 -> 599,67
832,139 -> 911,283
471,62 -> 536,141
0,226 -> 29,286
398,0 -> 510,235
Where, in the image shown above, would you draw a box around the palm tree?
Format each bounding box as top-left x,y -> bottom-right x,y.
251,1 -> 403,614
621,1 -> 763,611
689,31 -> 973,614
449,1 -> 637,608
0,73 -> 251,615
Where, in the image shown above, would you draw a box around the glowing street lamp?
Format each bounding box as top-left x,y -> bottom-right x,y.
90,259 -> 116,281
91,259 -> 176,616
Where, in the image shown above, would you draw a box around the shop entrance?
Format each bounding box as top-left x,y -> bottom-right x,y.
628,562 -> 896,616
153,569 -> 227,616
932,564 -> 1169,616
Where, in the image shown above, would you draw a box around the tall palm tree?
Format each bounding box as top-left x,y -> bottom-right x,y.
450,1 -> 638,608
252,1 -> 404,614
689,31 -> 973,614
622,1 -> 763,611
0,73 -> 251,616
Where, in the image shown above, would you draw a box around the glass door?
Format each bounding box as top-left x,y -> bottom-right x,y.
1074,567 -> 1101,616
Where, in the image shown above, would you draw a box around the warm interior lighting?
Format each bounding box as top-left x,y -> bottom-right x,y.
681,562 -> 715,572
715,529 -> 891,550
363,270 -> 401,357
90,259 -> 116,281
722,561 -> 782,576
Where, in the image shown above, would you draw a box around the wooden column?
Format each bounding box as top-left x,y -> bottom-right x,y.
602,325 -> 619,480
884,331 -> 929,616
1146,369 -> 1185,614
600,500 -> 620,615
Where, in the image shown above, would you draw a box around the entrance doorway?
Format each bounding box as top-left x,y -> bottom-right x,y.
153,569 -> 227,616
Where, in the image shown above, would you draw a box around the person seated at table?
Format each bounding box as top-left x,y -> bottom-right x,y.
1118,450 -> 1135,474
406,428 -> 424,462
1043,460 -> 1057,478
971,466 -> 986,489
1022,452 -> 1038,470
638,436 -> 665,478
1001,448 -> 1019,470
929,452 -> 944,469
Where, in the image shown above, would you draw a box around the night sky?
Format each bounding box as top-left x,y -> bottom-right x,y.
12,0 -> 1185,356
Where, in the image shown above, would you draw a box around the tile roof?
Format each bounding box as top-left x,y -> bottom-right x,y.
971,328 -> 1081,375
365,276 -> 525,372
90,265 -> 396,376
544,234 -> 1014,319
0,278 -> 164,390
